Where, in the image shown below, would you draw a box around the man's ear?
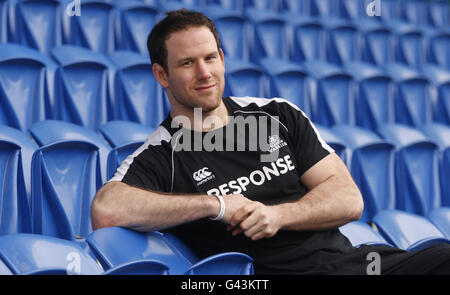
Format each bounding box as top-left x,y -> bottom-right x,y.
152,63 -> 169,88
219,48 -> 225,67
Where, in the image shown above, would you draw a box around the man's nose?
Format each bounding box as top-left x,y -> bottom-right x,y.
196,61 -> 212,80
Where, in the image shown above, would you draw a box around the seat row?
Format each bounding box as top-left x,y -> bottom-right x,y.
0,228 -> 254,275
1,0 -> 449,68
340,208 -> 450,251
0,119 -> 449,239
0,43 -> 449,133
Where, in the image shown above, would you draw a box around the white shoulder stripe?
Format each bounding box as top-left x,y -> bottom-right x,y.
229,96 -> 334,154
108,125 -> 172,183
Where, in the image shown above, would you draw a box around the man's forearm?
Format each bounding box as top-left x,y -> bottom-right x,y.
91,182 -> 219,232
274,173 -> 363,231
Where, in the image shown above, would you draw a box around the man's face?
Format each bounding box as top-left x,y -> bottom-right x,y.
156,26 -> 226,113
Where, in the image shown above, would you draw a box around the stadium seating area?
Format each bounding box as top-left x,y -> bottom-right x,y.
0,0 -> 449,275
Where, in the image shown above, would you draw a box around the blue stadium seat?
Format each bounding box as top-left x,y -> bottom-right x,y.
420,123 -> 450,206
378,0 -> 401,23
51,45 -> 114,130
62,0 -> 116,54
12,0 -> 63,54
0,233 -> 168,274
373,210 -> 450,251
0,43 -> 56,131
400,0 -> 426,25
203,8 -> 250,61
332,125 -> 396,222
426,0 -> 449,27
109,51 -> 168,128
206,0 -> 244,12
224,57 -> 266,97
310,0 -> 334,17
0,125 -> 37,235
31,140 -> 102,241
339,221 -> 392,247
280,0 -> 307,15
258,58 -> 310,114
378,124 -> 441,215
426,30 -> 450,70
420,64 -> 450,124
29,120 -> 111,184
383,63 -> 432,127
86,227 -> 254,275
99,120 -> 154,148
355,19 -> 394,66
243,0 -> 280,11
428,207 -> 450,239
343,61 -> 394,130
287,17 -> 326,63
314,124 -> 347,164
107,142 -> 143,179
0,258 -> 12,274
323,18 -> 359,65
302,60 -> 354,127
388,21 -> 425,68
245,8 -> 288,62
337,0 -> 363,20
114,0 -> 159,55
0,0 -> 8,43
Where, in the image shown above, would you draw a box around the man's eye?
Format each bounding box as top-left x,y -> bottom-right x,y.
182,60 -> 192,66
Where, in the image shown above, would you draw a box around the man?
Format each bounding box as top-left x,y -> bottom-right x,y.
91,9 -> 450,275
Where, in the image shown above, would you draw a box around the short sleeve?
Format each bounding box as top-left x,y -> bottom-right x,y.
278,100 -> 334,175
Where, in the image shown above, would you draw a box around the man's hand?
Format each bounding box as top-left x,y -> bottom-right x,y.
226,201 -> 282,241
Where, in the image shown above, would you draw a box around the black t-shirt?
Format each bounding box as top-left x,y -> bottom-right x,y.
110,96 -> 356,274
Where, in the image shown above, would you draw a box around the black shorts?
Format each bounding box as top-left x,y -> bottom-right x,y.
327,243 -> 450,275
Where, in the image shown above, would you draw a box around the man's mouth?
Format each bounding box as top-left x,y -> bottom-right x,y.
195,84 -> 216,91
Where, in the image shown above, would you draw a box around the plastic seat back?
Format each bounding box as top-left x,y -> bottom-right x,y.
426,0 -> 449,27
325,19 -> 359,65
384,63 -> 432,127
420,123 -> 450,206
356,20 -> 394,66
31,140 -> 102,241
246,9 -> 288,62
0,0 -> 8,43
87,227 -> 195,275
314,124 -> 347,164
378,124 -> 441,215
224,57 -> 266,97
51,45 -> 113,130
303,60 -> 354,127
0,44 -> 54,131
428,207 -> 450,239
107,142 -> 144,179
373,210 -> 450,251
13,0 -> 63,54
259,58 -> 309,113
391,22 -> 425,67
29,120 -> 111,185
339,221 -> 392,247
99,120 -> 154,148
333,125 -> 396,221
289,18 -> 326,62
420,64 -> 450,124
64,0 -> 115,54
109,51 -> 168,128
114,0 -> 159,55
0,233 -> 103,274
0,126 -> 37,235
344,61 -> 394,130
427,32 -> 450,71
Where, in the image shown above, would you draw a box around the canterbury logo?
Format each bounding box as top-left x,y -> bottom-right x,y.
193,167 -> 212,181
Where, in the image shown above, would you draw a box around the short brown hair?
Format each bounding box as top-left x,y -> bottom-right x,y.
147,9 -> 221,72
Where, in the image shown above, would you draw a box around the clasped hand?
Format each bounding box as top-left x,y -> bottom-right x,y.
221,194 -> 282,241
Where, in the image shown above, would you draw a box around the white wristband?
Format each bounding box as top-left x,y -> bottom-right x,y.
209,195 -> 225,221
